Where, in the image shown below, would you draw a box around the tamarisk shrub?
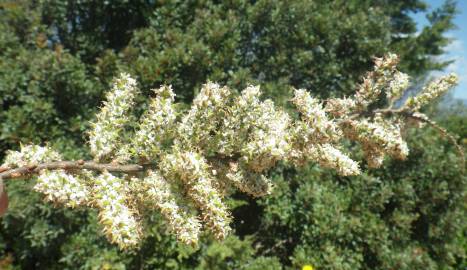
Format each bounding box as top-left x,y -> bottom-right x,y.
0,54 -> 460,250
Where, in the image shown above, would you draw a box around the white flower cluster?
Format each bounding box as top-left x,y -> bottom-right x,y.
342,117 -> 409,168
211,160 -> 273,197
405,73 -> 458,111
322,55 -> 456,168
160,150 -> 232,240
326,54 -> 404,117
89,73 -> 138,161
130,86 -> 177,161
221,86 -> 291,172
3,54 -> 458,249
354,53 -> 400,110
2,144 -> 61,168
292,89 -> 342,143
176,82 -> 232,154
132,170 -> 201,246
325,97 -> 357,117
313,144 -> 362,175
34,170 -> 90,208
92,171 -> 142,249
288,89 -> 360,175
387,71 -> 410,102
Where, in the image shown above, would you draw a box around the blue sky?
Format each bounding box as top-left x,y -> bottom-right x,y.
412,0 -> 467,99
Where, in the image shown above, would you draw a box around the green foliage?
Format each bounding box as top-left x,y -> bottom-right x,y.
0,1 -> 103,159
0,0 -> 464,269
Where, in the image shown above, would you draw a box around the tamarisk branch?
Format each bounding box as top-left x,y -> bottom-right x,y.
0,110 -> 462,186
0,54 -> 463,249
372,108 -> 465,167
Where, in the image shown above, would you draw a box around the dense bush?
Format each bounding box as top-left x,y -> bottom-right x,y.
0,0 -> 464,269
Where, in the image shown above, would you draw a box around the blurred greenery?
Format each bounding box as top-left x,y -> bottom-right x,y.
0,0 -> 465,269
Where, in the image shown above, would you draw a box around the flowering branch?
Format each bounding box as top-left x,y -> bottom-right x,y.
369,108 -> 464,164
0,54 -> 462,249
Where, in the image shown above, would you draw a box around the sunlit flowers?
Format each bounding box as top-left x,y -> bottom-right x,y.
1,53 -> 458,250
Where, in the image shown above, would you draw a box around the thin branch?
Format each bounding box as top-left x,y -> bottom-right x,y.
0,160 -> 150,181
407,113 -> 465,171
259,238 -> 289,256
369,108 -> 464,170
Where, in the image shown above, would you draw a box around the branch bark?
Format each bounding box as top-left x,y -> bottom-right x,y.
0,160 -> 148,181
406,113 -> 465,170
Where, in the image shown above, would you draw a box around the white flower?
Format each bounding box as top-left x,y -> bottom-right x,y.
405,73 -> 458,111
2,144 -> 61,168
130,85 -> 177,160
387,71 -> 409,101
354,53 -> 400,110
341,117 -> 409,167
92,171 -> 142,249
89,73 -> 138,161
292,89 -> 342,143
132,170 -> 201,246
176,82 -> 232,153
160,150 -> 232,240
34,170 -> 90,208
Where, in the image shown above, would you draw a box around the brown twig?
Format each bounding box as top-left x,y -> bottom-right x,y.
0,161 -> 152,181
